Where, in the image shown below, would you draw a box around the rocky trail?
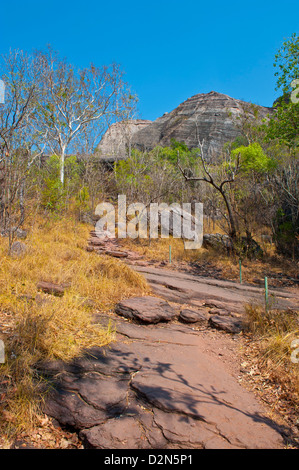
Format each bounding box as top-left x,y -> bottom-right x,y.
38,232 -> 299,449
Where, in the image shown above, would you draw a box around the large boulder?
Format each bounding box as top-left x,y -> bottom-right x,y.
202,233 -> 233,251
115,296 -> 176,324
96,119 -> 152,159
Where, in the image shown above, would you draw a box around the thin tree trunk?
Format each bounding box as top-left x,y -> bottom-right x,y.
60,149 -> 65,185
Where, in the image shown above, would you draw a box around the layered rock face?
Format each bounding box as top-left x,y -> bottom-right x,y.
97,92 -> 272,162
131,91 -> 272,160
96,119 -> 152,158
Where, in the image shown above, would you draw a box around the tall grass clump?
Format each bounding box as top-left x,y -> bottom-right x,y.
245,304 -> 299,410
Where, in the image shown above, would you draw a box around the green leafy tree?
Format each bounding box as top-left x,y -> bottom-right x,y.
179,140 -> 274,250
265,34 -> 299,257
34,46 -> 136,184
41,154 -> 83,212
274,33 -> 299,95
267,33 -> 299,149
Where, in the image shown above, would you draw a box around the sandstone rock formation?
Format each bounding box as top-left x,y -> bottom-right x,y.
97,91 -> 272,162
178,308 -> 208,324
96,119 -> 152,159
131,91 -> 271,160
115,296 -> 176,324
41,319 -> 285,449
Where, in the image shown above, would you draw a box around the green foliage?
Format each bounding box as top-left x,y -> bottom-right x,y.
41,155 -> 85,212
273,208 -> 299,258
75,186 -> 90,213
269,33 -> 299,150
114,141 -> 200,204
231,143 -> 275,173
150,139 -> 199,166
41,155 -> 63,210
228,135 -> 249,151
266,102 -> 299,149
274,33 -> 299,95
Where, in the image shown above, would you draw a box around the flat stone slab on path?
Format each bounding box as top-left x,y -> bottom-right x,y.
41,318 -> 285,449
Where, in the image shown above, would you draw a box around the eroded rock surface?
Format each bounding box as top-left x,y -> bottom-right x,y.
179,308 -> 208,324
41,319 -> 285,449
115,296 -> 177,324
39,243 -> 297,449
130,91 -> 272,161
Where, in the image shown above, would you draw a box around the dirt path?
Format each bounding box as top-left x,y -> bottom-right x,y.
37,235 -> 299,449
41,315 -> 286,449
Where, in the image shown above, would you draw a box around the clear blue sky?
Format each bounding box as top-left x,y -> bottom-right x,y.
0,0 -> 298,120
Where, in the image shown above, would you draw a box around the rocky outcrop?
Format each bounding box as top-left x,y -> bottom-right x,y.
131,91 -> 271,160
96,119 -> 152,159
96,92 -> 272,163
203,233 -> 233,251
10,241 -> 27,257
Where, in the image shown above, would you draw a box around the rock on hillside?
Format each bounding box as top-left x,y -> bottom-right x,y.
96,119 -> 152,158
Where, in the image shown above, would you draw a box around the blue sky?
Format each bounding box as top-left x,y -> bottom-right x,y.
0,0 -> 298,120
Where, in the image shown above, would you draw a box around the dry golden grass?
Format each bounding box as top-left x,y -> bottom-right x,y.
121,236 -> 202,263
121,236 -> 298,285
0,216 -> 149,438
244,304 -> 299,413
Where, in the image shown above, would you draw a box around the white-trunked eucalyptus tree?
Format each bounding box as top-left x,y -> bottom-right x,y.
34,47 -> 136,185
0,50 -> 46,250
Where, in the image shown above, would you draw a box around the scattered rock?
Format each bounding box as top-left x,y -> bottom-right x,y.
1,227 -> 27,239
102,250 -> 128,258
179,309 -> 208,324
79,212 -> 101,225
88,237 -> 105,247
239,236 -> 263,259
89,231 -> 98,237
35,293 -> 54,305
10,241 -> 27,257
37,281 -> 66,297
202,233 -> 233,252
79,416 -> 149,449
208,315 -> 243,334
17,293 -> 34,302
44,372 -> 128,429
209,308 -> 230,316
115,296 -> 176,324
